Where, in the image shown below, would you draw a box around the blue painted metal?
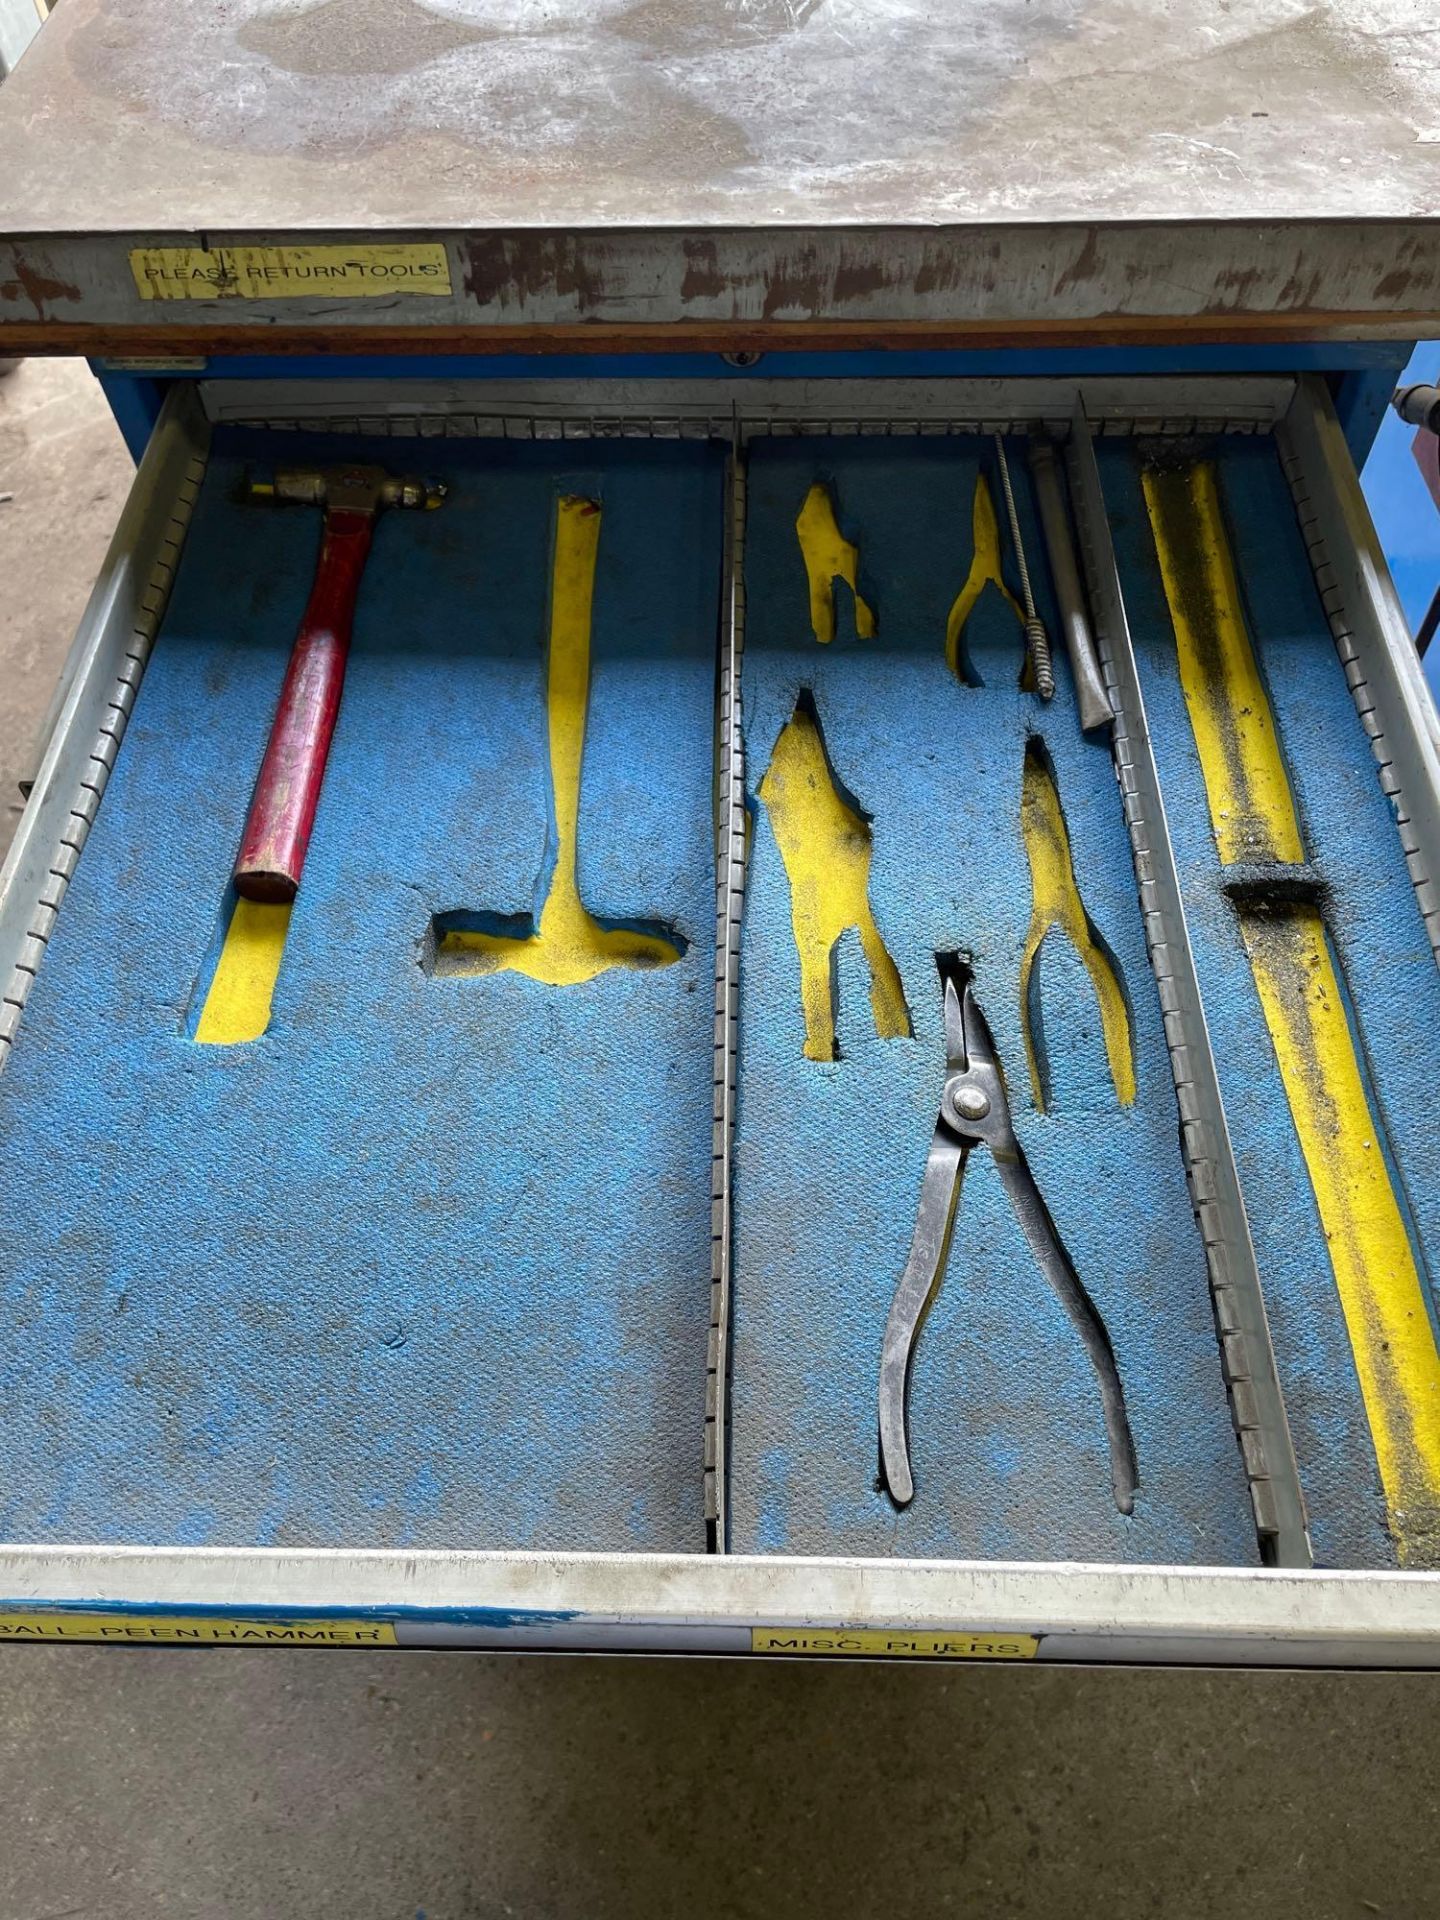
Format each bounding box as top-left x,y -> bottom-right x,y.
91,364 -> 164,463
1335,362 -> 1412,469
0,1598 -> 577,1628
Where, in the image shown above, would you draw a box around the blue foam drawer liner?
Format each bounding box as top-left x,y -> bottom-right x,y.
728,437 -> 1258,1568
726,433 -> 1440,1572
0,431 -> 724,1553
2,421 -> 1437,1572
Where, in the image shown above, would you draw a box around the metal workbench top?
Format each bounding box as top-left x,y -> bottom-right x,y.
1,5 -> 1439,364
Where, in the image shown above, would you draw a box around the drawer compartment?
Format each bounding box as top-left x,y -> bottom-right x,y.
0,422 -> 724,1554
4,374 -> 1440,1663
728,436 -> 1254,1567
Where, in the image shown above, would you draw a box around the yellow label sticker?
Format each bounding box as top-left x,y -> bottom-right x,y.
129,243 -> 452,303
750,1627 -> 1039,1660
0,1612 -> 397,1646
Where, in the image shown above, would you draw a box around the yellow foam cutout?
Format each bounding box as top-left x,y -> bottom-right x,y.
439,494 -> 682,986
194,899 -> 292,1046
795,484 -> 875,645
945,472 -> 1025,683
1146,454 -> 1440,1564
757,697 -> 909,1061
1019,745 -> 1135,1112
1242,905 -> 1440,1563
1142,462 -> 1304,865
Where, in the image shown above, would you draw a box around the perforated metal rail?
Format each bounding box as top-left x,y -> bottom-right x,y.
1277,379 -> 1440,968
200,371 -> 1295,446
218,410 -> 1282,443
0,391 -> 209,1071
707,445 -> 747,1547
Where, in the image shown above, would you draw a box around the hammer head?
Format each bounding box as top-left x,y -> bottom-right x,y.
246,462 -> 447,515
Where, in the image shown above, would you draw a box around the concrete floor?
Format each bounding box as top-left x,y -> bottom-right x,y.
1,360 -> 1439,1920
0,360 -> 136,851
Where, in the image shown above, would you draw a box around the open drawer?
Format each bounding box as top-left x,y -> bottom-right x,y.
2,373 -> 1439,1663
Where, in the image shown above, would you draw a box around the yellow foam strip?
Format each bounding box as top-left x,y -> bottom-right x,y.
440,495 -> 682,985
795,484 -> 876,645
1240,905 -> 1440,1562
757,697 -> 909,1061
945,472 -> 1025,683
1145,457 -> 1440,1563
194,899 -> 292,1046
1142,462 -> 1304,865
1018,745 -> 1135,1112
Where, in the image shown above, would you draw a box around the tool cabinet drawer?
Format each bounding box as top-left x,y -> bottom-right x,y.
2,373 -> 1439,1665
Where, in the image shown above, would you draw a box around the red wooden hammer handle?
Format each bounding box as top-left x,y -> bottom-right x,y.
233,508 -> 375,903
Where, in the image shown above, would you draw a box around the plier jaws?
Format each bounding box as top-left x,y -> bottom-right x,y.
938,963 -> 1016,1161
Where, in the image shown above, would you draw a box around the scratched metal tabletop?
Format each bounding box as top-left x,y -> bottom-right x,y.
3,0 -> 1439,233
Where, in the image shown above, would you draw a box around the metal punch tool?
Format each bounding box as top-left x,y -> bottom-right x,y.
877,957 -> 1139,1513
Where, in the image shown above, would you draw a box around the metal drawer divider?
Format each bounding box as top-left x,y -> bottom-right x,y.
0,384 -> 210,1070
707,431 -> 746,1548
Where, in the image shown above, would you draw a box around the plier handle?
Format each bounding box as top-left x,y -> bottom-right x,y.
877,958 -> 1138,1513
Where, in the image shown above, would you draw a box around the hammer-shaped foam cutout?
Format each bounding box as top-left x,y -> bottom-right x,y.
757,688 -> 910,1061
431,492 -> 684,985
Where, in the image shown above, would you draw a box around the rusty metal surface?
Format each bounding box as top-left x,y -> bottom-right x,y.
1,0 -> 1439,339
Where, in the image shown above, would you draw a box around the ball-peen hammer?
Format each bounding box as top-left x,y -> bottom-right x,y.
234,463 -> 445,903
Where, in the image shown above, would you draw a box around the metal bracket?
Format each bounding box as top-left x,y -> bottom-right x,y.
199,375 -> 1296,444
